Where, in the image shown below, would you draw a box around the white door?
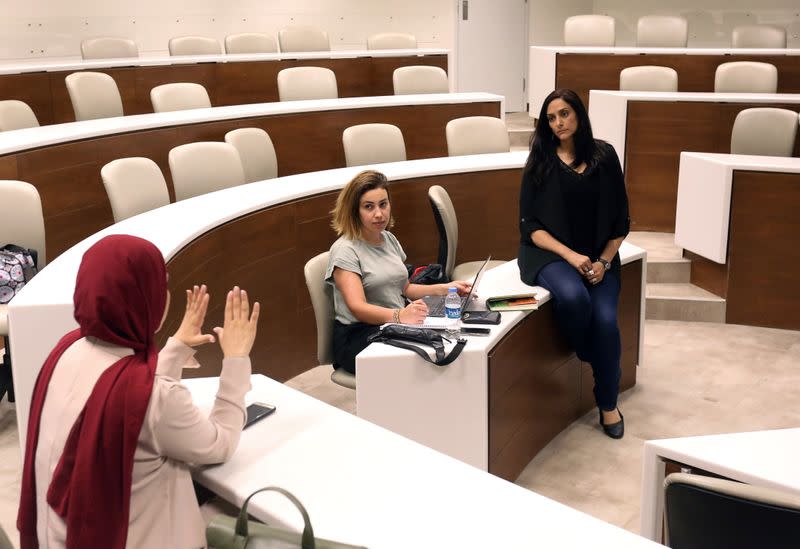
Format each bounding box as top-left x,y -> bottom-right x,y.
456,0 -> 528,112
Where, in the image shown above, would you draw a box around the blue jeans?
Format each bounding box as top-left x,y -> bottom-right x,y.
536,260 -> 621,411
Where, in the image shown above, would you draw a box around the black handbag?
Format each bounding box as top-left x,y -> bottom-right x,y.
206,486 -> 367,549
367,324 -> 466,366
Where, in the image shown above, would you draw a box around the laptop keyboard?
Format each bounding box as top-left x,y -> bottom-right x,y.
423,296 -> 467,318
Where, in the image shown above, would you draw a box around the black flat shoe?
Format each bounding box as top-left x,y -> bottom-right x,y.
599,408 -> 624,439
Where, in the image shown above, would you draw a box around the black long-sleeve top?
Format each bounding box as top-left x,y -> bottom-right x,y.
517,140 -> 630,285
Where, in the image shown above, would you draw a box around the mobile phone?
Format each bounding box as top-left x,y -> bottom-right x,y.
245,402 -> 276,429
460,327 -> 491,336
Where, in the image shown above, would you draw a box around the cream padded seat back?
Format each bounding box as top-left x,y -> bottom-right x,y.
0,180 -> 46,335
224,33 -> 278,54
636,15 -> 688,47
81,37 -> 138,59
278,26 -> 330,52
150,83 -> 212,113
0,100 -> 39,131
277,67 -> 338,101
732,25 -> 787,48
101,157 -> 171,222
564,15 -> 615,47
224,128 -> 278,183
619,66 -> 678,92
168,142 -> 245,201
427,185 -> 505,281
303,252 -> 334,365
367,33 -> 417,50
714,61 -> 778,93
0,181 -> 46,268
730,108 -> 799,157
446,116 -> 510,156
168,36 -> 222,56
392,66 -> 449,95
342,124 -> 407,167
65,72 -> 124,121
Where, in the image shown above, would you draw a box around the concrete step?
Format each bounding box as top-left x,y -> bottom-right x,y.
646,283 -> 726,323
509,128 -> 533,149
647,258 -> 691,284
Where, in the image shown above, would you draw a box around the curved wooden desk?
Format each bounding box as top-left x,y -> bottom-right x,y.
529,46 -> 800,115
0,49 -> 449,125
675,152 -> 800,330
0,93 -> 502,258
9,154 -> 643,475
589,90 -> 800,232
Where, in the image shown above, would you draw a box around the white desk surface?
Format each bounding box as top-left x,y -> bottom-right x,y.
0,48 -> 450,75
675,152 -> 800,263
356,244 -> 646,470
640,428 -> 800,541
8,152 -> 527,449
187,374 -> 663,549
528,44 -> 800,117
588,90 -> 800,166
0,92 -> 504,156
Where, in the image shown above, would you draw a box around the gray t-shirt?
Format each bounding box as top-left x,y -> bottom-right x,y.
325,231 -> 408,325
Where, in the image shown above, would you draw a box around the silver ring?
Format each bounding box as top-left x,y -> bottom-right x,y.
588,270 -> 594,276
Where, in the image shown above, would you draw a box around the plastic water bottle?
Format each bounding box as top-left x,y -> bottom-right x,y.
444,287 -> 462,337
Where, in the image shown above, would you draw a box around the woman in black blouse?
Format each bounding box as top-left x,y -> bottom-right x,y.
518,88 -> 630,439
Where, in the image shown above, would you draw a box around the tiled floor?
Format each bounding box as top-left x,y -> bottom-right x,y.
1,320 -> 799,546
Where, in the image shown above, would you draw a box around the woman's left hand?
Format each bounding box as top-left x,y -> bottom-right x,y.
173,284 -> 216,347
443,280 -> 472,297
587,262 -> 605,285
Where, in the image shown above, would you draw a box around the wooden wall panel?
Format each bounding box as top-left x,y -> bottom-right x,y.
624,101 -> 800,232
488,260 -> 642,481
161,168 -> 526,382
726,171 -> 800,330
0,55 -> 449,126
3,100 -> 499,259
555,54 -> 800,112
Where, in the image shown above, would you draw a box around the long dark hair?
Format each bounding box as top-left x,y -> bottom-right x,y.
524,88 -> 600,186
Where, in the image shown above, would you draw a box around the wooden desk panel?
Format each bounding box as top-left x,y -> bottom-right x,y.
161,168 -> 523,381
1,100 -> 499,259
1,54 -> 448,125
686,170 -> 800,330
556,54 -> 800,112
488,261 -> 641,481
624,102 -> 800,232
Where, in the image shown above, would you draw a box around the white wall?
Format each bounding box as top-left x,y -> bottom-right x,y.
0,0 -> 454,59
528,0 -> 593,45
595,0 -> 800,47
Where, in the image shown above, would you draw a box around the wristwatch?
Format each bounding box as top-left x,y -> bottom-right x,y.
597,258 -> 611,271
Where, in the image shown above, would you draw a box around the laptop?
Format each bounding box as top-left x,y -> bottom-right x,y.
421,256 -> 491,317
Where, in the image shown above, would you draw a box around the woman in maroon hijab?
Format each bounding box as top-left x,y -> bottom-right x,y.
18,234 -> 260,549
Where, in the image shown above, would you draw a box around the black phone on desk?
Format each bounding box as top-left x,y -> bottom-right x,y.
245,402 -> 276,429
461,311 -> 501,325
460,326 -> 491,336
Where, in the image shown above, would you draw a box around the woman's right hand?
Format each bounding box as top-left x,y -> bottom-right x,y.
399,299 -> 428,324
568,252 -> 594,278
213,287 -> 260,358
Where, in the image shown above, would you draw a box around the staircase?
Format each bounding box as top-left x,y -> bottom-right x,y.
506,112 -> 534,152
627,232 -> 726,322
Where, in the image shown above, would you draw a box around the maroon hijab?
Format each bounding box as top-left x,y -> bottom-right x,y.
18,235 -> 168,549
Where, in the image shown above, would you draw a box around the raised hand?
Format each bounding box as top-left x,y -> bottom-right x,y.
213,286 -> 261,358
173,284 -> 216,347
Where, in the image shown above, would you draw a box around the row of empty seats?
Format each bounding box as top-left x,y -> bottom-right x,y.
80,28 -> 418,59
565,15 -> 789,48
0,65 -> 448,128
619,61 -> 781,93
102,115 -> 509,222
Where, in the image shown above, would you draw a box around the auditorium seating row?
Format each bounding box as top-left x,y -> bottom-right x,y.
0,65 -> 449,129
79,28 -> 418,59
565,15 -> 788,48
619,61 -> 782,93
